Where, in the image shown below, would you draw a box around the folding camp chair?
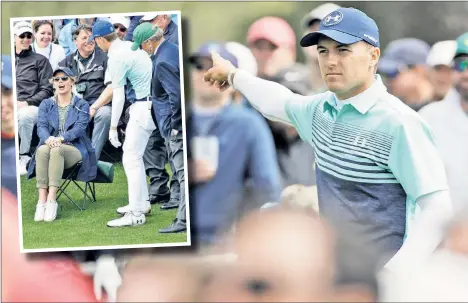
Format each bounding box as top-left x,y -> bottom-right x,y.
56,160 -> 115,211
56,161 -> 96,211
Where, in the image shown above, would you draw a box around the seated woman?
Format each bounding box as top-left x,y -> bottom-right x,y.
27,67 -> 97,222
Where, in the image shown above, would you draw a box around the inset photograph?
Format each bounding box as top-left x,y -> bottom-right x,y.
11,11 -> 189,252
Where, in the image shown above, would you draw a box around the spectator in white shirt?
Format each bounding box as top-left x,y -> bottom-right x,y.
31,20 -> 66,70
419,33 -> 468,211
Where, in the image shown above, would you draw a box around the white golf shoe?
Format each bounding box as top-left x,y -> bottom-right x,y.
107,212 -> 146,228
116,204 -> 151,216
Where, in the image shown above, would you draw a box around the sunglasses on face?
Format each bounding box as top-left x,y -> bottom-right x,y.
53,76 -> 69,82
19,33 -> 33,39
114,24 -> 127,32
453,58 -> 468,72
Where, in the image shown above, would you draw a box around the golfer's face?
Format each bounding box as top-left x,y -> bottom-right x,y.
317,38 -> 373,95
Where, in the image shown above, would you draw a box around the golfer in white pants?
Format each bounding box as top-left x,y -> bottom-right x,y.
89,20 -> 154,227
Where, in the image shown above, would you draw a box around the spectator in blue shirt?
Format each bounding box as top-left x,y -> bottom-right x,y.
59,17 -> 109,56
187,42 -> 281,245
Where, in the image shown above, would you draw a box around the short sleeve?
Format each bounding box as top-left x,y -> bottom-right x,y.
388,115 -> 449,201
284,95 -> 322,144
107,57 -> 128,89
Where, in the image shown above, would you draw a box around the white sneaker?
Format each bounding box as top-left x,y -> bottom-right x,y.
116,204 -> 151,215
19,155 -> 31,176
34,202 -> 46,221
107,212 -> 146,228
44,200 -> 58,222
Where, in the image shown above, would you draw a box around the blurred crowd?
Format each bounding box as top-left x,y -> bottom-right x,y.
2,2 -> 468,302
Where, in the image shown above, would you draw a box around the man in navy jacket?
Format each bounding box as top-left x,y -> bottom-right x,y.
132,23 -> 186,233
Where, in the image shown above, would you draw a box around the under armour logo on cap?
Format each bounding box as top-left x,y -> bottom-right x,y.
323,11 -> 343,26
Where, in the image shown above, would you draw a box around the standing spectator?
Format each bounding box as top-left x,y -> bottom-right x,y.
110,15 -> 130,40
139,14 -> 178,45
419,33 -> 468,211
31,20 -> 66,70
378,38 -> 434,111
123,16 -> 143,42
132,23 -> 186,233
58,24 -> 113,161
301,3 -> 341,93
426,40 -> 457,101
2,55 -> 17,197
14,21 -> 54,175
59,17 -> 109,56
188,42 -> 281,245
27,67 -> 97,222
265,65 -> 316,188
247,16 -> 308,80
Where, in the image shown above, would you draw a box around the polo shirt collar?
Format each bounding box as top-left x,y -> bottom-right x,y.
323,74 -> 387,115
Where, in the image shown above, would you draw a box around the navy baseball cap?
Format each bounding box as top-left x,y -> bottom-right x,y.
88,20 -> 115,43
2,55 -> 13,89
189,42 -> 239,68
378,38 -> 430,75
53,66 -> 76,78
300,7 -> 379,48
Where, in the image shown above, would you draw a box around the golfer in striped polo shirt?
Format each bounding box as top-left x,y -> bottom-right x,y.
204,7 -> 453,273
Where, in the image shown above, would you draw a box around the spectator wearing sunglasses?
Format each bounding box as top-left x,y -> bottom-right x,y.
110,15 -> 130,40
187,42 -> 281,245
26,67 -> 97,222
378,38 -> 434,111
14,21 -> 54,176
419,32 -> 468,211
31,20 -> 66,70
58,24 -> 113,161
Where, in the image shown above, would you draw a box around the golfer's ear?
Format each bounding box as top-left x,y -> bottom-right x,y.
370,47 -> 380,69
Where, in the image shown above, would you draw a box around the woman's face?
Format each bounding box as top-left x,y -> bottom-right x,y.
52,72 -> 73,95
15,31 -> 33,51
35,24 -> 53,48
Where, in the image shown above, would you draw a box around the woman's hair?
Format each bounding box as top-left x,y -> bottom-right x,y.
31,20 -> 55,38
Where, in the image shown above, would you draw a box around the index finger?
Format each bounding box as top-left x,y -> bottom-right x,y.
210,50 -> 222,64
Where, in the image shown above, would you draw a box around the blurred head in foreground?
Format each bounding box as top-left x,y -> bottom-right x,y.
203,208 -> 379,302
117,255 -> 210,302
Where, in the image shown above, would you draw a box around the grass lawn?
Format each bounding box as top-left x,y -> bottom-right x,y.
20,163 -> 188,250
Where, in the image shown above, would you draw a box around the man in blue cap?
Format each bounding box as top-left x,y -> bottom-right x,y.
204,7 -> 453,274
88,20 -> 155,228
188,42 -> 281,245
2,55 -> 18,197
378,38 -> 434,111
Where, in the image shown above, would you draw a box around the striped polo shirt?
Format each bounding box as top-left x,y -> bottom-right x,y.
106,39 -> 152,100
285,75 -> 448,260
